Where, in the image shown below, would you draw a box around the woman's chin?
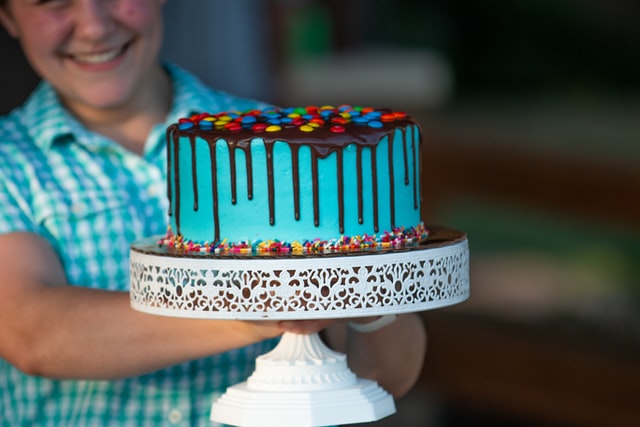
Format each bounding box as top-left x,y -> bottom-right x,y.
64,86 -> 139,115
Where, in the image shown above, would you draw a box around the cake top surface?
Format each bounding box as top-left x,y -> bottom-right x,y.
172,105 -> 415,139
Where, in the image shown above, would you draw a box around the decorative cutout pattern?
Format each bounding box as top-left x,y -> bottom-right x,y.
130,240 -> 469,319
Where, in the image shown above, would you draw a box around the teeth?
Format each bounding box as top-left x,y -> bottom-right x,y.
73,46 -> 122,64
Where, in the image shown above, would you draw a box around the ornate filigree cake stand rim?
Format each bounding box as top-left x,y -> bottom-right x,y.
128,225 -> 469,426
129,226 -> 469,320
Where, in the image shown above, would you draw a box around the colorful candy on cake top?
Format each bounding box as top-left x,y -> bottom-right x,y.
175,104 -> 410,134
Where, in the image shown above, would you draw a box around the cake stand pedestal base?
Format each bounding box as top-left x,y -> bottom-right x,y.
130,226 -> 470,426
210,332 -> 395,427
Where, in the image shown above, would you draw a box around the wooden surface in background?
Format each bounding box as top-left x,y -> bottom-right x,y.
416,126 -> 640,426
421,310 -> 640,427
421,127 -> 640,230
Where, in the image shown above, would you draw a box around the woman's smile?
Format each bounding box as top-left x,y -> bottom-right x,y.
69,41 -> 131,65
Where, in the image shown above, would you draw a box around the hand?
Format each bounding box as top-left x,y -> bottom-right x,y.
344,316 -> 382,325
277,319 -> 336,335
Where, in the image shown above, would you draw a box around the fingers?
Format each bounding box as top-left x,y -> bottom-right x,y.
278,319 -> 335,334
239,320 -> 284,341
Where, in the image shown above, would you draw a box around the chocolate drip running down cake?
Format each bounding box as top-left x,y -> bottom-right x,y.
162,105 -> 427,253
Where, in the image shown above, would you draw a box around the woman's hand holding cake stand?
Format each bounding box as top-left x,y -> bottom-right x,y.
277,313 -> 427,398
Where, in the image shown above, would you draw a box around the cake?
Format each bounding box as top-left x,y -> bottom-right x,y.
161,105 -> 427,253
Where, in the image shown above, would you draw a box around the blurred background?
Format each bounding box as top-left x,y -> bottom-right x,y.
2,0 -> 639,426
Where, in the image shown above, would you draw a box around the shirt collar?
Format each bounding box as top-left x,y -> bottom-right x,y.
142,63 -> 206,156
22,81 -> 76,152
22,63 -> 211,154
161,62 -> 271,128
163,63 -> 207,123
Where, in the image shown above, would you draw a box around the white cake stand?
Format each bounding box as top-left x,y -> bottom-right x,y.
130,226 -> 469,427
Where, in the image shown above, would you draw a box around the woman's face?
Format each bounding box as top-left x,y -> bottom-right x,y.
0,0 -> 166,114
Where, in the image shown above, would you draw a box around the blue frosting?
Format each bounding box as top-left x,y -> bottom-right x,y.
168,118 -> 422,245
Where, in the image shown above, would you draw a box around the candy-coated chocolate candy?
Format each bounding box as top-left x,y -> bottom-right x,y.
175,105 -> 412,141
192,112 -> 210,121
224,122 -> 241,131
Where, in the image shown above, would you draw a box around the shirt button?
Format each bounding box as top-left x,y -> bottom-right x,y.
168,408 -> 183,424
148,184 -> 162,197
71,203 -> 85,215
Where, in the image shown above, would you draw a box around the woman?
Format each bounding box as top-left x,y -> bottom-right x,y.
0,0 -> 427,425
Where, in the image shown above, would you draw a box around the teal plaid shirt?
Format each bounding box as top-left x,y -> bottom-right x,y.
0,64 -> 275,426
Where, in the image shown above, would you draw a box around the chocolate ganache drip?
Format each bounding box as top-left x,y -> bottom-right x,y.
166,106 -> 420,243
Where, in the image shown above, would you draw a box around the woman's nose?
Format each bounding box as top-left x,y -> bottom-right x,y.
74,0 -> 114,41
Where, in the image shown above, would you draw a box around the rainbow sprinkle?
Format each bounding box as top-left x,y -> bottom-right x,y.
158,224 -> 429,255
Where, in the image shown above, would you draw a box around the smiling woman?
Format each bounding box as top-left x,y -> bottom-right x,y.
0,1 -> 427,425
0,0 -> 170,153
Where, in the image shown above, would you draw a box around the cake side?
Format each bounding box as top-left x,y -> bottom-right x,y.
164,105 -> 427,253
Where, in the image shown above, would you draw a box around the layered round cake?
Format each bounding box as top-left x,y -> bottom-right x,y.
161,105 -> 427,254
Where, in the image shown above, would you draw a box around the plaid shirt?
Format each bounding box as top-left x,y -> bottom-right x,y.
0,64 -> 275,426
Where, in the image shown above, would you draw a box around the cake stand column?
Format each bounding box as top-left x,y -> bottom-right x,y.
210,331 -> 395,427
130,226 -> 470,426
